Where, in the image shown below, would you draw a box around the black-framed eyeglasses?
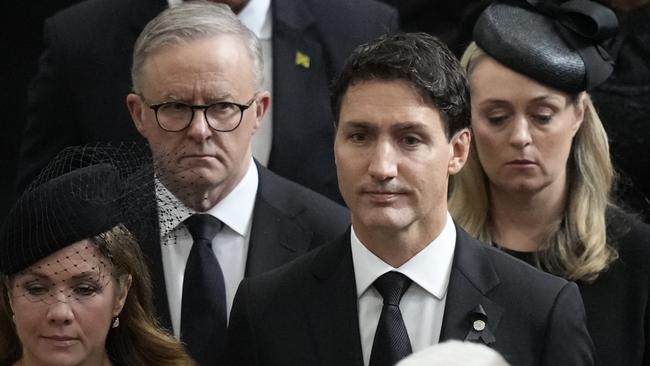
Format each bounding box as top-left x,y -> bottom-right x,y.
144,96 -> 257,132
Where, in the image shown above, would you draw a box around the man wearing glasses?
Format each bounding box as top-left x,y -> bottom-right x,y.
126,3 -> 348,365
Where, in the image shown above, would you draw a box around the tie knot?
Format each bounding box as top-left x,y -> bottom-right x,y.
374,271 -> 412,306
184,214 -> 223,244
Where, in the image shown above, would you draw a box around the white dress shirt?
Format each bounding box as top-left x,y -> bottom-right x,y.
168,0 -> 274,166
351,213 -> 457,366
157,158 -> 259,338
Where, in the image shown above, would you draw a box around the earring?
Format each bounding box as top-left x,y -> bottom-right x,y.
11,314 -> 15,323
111,316 -> 120,328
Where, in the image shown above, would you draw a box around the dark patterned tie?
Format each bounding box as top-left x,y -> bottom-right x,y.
181,214 -> 226,365
369,271 -> 413,366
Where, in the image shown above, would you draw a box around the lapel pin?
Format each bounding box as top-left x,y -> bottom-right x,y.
473,319 -> 486,332
464,304 -> 496,345
295,51 -> 310,69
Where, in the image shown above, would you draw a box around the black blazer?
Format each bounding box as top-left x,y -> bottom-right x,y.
18,0 -> 398,203
226,225 -> 596,366
137,163 -> 349,335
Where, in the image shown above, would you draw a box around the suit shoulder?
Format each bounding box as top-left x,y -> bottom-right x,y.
309,0 -> 396,18
47,0 -> 162,45
257,165 -> 349,223
484,242 -> 570,290
243,242 -> 324,297
456,233 -> 572,299
304,0 -> 398,36
49,0 -> 128,29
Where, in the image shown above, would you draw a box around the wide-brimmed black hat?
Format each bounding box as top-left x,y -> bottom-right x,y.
473,0 -> 618,93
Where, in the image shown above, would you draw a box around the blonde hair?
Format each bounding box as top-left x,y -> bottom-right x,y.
0,225 -> 195,365
449,43 -> 618,282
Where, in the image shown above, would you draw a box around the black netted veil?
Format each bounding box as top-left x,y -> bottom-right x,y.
0,144 -> 197,302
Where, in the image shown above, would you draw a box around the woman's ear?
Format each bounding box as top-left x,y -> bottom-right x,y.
113,274 -> 132,317
571,93 -> 587,137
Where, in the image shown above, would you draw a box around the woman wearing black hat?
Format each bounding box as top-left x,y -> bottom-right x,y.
449,0 -> 650,364
0,163 -> 195,365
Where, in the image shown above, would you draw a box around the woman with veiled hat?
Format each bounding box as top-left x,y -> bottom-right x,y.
0,163 -> 195,365
449,0 -> 650,364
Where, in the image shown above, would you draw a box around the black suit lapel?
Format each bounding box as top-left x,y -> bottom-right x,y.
245,164 -> 313,276
307,231 -> 364,366
440,226 -> 503,344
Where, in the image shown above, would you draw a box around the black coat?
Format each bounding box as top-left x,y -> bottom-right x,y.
500,209 -> 650,365
136,163 -> 350,365
579,210 -> 650,366
591,4 -> 650,220
226,225 -> 596,366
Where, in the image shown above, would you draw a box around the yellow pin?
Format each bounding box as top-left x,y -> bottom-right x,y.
295,51 -> 310,69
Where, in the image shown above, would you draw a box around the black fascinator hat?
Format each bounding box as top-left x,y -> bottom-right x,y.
0,144 -> 156,275
473,0 -> 619,93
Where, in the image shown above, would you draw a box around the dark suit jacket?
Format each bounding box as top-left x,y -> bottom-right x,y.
139,162 -> 349,328
134,162 -> 349,365
226,225 -> 596,366
18,0 -> 398,203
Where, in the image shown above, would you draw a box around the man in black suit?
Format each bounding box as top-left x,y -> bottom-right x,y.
226,33 -> 596,366
125,3 -> 348,365
17,0 -> 398,204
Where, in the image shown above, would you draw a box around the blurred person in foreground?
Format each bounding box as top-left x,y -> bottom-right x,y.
449,1 -> 650,364
397,340 -> 510,366
226,32 -> 595,366
0,161 -> 194,366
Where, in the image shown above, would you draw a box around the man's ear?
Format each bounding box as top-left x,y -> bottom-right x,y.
126,93 -> 147,137
448,128 -> 471,175
251,90 -> 271,134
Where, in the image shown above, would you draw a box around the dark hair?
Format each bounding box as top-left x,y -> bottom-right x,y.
331,32 -> 470,138
0,225 -> 195,365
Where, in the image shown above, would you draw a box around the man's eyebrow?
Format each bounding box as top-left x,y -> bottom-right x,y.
391,121 -> 428,132
339,121 -> 375,130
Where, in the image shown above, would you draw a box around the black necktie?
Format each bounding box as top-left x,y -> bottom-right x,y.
181,214 -> 227,365
369,271 -> 413,366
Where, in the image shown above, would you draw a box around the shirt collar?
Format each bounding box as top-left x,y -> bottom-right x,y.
157,157 -> 259,238
350,212 -> 457,300
168,0 -> 272,40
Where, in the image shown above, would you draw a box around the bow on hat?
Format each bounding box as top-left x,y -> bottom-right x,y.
519,0 -> 619,89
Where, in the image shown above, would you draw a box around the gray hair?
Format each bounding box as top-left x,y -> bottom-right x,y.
131,1 -> 263,94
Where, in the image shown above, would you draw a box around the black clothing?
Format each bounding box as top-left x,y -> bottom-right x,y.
227,225 -> 596,366
499,210 -> 650,365
591,4 -> 650,220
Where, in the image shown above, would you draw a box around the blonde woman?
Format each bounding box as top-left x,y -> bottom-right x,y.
449,1 -> 650,364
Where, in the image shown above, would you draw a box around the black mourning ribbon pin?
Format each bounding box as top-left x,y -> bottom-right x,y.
464,304 -> 496,345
